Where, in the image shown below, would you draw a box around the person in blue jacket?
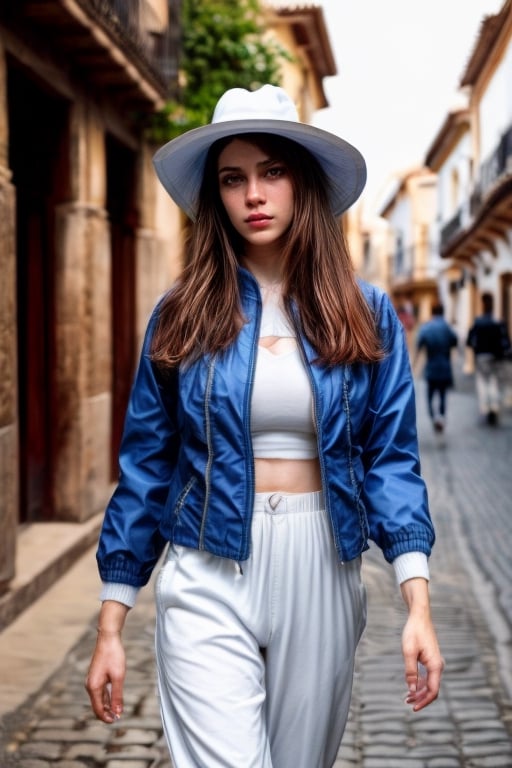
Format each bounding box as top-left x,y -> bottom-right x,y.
415,303 -> 458,432
86,84 -> 443,768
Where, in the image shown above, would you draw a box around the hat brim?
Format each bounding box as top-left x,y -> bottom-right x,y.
153,119 -> 366,220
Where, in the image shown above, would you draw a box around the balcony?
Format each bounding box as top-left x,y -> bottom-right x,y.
441,124 -> 512,261
1,0 -> 179,110
477,124 -> 512,202
389,243 -> 438,292
440,209 -> 462,249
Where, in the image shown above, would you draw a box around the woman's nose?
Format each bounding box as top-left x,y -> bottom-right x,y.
245,176 -> 265,204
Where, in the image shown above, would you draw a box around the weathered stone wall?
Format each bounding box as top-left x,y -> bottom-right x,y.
0,177 -> 18,588
0,41 -> 184,591
53,202 -> 112,522
136,143 -> 184,352
51,101 -> 112,522
0,44 -> 17,589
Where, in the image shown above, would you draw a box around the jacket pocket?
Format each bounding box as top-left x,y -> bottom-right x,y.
171,476 -> 197,523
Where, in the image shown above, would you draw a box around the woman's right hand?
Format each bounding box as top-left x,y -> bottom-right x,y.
85,601 -> 129,723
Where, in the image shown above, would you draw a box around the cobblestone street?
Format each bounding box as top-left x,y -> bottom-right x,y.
1,374 -> 511,768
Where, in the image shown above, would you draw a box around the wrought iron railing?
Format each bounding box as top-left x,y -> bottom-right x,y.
440,209 -> 462,249
439,124 -> 512,248
391,243 -> 438,282
86,0 -> 179,86
471,123 -> 512,215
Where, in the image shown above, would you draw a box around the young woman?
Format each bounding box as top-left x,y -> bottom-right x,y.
86,84 -> 443,768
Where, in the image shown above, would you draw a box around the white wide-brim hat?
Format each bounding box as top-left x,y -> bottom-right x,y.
153,84 -> 367,220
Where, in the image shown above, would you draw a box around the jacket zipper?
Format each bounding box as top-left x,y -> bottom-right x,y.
199,356 -> 216,550
241,289 -> 261,560
198,285 -> 261,560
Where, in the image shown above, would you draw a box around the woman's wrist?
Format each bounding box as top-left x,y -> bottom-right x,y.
97,599 -> 130,634
400,576 -> 431,615
96,626 -> 122,637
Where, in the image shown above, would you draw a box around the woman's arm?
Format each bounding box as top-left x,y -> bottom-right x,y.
87,302 -> 179,721
361,290 -> 435,562
400,577 -> 444,711
359,288 -> 443,708
85,600 -> 130,723
97,304 -> 180,588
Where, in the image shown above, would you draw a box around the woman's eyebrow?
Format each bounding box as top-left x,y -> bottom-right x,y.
218,164 -> 242,174
218,157 -> 277,175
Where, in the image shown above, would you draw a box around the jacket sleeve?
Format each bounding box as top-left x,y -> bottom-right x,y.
415,327 -> 425,350
96,305 -> 180,587
466,324 -> 476,348
361,290 -> 435,563
499,321 -> 512,356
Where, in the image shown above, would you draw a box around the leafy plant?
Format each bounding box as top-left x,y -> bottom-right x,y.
147,0 -> 292,142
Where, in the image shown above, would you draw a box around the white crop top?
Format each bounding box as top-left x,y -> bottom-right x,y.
251,285 -> 318,459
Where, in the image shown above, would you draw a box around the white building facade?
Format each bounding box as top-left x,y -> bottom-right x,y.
427,0 -> 512,338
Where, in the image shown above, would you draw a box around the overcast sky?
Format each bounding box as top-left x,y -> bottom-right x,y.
312,0 -> 504,214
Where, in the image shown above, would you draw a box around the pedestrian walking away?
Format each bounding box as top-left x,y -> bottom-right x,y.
85,83 -> 444,768
466,292 -> 512,425
414,302 -> 458,433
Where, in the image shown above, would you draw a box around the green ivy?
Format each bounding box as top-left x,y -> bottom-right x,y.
147,0 -> 293,143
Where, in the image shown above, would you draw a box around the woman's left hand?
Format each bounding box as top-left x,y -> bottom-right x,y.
400,577 -> 444,711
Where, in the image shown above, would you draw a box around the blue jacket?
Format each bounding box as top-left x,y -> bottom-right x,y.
416,317 -> 458,384
97,269 -> 434,587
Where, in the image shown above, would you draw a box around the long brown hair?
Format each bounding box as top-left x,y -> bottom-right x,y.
150,133 -> 384,368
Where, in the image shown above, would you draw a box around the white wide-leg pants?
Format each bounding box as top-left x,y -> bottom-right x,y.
154,491 -> 367,768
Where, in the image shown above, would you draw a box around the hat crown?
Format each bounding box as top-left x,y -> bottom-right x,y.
212,84 -> 299,125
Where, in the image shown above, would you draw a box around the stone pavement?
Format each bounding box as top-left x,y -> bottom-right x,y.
1,372 -> 512,767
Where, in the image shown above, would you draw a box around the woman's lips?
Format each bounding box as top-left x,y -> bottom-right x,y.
246,214 -> 272,228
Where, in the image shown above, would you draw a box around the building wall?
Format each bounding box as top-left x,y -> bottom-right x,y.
0,7 -> 182,595
479,41 -> 512,161
264,4 -> 335,120
0,44 -> 17,586
437,132 -> 472,222
375,169 -> 439,349
435,3 -> 512,337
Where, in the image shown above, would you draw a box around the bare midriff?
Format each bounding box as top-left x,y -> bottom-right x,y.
254,457 -> 322,493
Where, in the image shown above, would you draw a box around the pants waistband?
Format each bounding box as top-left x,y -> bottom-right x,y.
253,490 -> 325,514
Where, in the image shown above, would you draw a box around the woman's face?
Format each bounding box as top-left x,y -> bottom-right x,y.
217,138 -> 295,254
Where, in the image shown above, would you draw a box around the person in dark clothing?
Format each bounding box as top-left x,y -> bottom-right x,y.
415,303 -> 458,432
466,293 -> 511,425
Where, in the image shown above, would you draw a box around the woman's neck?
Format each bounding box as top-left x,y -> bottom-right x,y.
242,249 -> 283,288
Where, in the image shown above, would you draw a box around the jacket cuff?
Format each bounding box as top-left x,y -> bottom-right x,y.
100,582 -> 139,608
392,552 -> 429,585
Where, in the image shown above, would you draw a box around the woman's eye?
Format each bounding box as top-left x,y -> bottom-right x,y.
220,174 -> 243,187
267,165 -> 286,178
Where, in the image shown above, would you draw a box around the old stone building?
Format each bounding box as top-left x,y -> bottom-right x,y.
263,1 -> 336,119
378,167 -> 440,328
0,0 -> 183,625
0,0 -> 337,628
